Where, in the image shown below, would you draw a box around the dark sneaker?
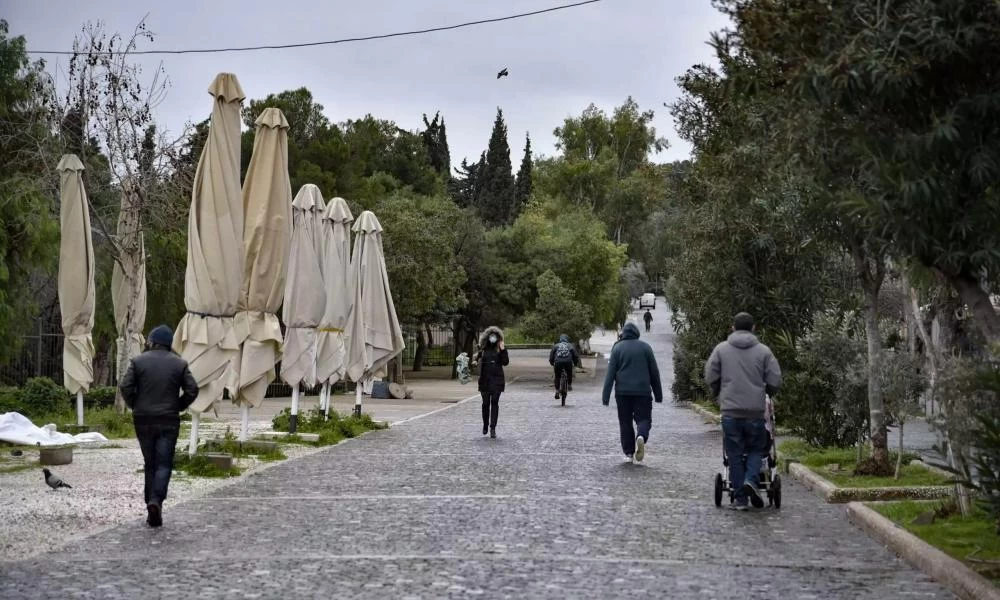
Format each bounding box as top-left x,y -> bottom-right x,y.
490,427 -> 496,439
483,424 -> 488,435
554,392 -> 560,400
743,482 -> 764,509
634,436 -> 646,463
568,385 -> 573,391
147,502 -> 162,528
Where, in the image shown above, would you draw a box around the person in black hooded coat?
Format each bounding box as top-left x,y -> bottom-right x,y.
475,326 -> 508,438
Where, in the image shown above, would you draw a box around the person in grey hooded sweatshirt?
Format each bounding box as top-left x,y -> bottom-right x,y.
705,312 -> 782,510
602,322 -> 663,463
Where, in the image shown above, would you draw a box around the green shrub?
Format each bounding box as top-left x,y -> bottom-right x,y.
7,377 -> 71,418
781,311 -> 868,448
85,387 -> 118,408
173,453 -> 241,478
272,407 -> 387,446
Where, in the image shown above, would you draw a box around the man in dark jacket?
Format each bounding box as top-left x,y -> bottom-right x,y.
704,312 -> 782,510
602,322 -> 663,463
549,334 -> 581,399
643,310 -> 653,332
119,325 -> 198,527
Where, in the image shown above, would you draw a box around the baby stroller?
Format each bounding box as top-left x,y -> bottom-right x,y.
713,396 -> 782,509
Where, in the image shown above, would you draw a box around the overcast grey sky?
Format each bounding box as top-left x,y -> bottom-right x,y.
8,0 -> 730,169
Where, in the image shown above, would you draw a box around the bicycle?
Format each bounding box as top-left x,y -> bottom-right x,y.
558,368 -> 569,406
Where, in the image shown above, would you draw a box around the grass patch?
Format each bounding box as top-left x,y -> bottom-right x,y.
0,461 -> 37,474
872,501 -> 1000,582
502,326 -> 550,345
272,407 -> 387,446
172,453 -> 242,478
779,440 -> 951,488
692,397 -> 720,415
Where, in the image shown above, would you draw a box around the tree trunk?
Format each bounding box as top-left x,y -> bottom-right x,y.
894,420 -> 904,480
413,328 -> 427,372
854,245 -> 891,475
945,270 -> 1000,351
907,285 -> 938,415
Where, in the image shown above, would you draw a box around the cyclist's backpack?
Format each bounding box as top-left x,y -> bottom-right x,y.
555,341 -> 573,362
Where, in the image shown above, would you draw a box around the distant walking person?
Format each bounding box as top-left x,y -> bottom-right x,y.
602,322 -> 663,463
704,312 -> 782,510
549,334 -> 581,399
119,325 -> 198,527
643,309 -> 653,332
475,326 -> 509,439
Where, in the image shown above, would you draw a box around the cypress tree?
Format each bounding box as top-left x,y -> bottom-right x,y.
513,132 -> 533,220
477,108 -> 516,227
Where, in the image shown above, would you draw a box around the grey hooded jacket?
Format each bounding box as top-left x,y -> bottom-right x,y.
704,331 -> 782,419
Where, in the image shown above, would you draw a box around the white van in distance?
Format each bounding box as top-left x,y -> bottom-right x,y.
639,293 -> 656,309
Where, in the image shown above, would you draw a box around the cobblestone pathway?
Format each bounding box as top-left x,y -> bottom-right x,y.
0,316 -> 952,599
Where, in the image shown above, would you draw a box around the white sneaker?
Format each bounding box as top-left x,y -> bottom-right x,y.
623,455 -> 634,464
634,436 -> 646,463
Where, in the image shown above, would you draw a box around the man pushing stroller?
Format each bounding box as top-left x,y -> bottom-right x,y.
705,312 -> 782,510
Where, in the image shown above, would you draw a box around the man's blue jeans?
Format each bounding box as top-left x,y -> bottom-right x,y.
721,416 -> 767,504
135,422 -> 180,505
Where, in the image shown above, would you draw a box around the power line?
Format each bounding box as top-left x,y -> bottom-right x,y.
28,0 -> 607,56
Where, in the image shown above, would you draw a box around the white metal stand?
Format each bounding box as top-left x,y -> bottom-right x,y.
354,381 -> 363,417
76,391 -> 84,426
290,385 -> 300,433
188,412 -> 200,456
240,404 -> 250,441
322,381 -> 331,420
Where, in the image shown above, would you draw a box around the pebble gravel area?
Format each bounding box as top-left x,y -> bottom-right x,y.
0,314 -> 953,599
0,422 -> 324,561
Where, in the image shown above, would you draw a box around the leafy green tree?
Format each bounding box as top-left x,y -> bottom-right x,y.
242,87 -> 330,148
477,108 -> 516,227
0,21 -> 59,362
520,271 -> 593,344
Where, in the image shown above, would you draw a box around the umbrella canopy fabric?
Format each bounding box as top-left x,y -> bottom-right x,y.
110,181 -> 147,379
57,154 -> 96,395
280,184 -> 326,388
315,197 -> 354,386
172,73 -> 247,414
234,108 -> 293,407
344,211 -> 405,384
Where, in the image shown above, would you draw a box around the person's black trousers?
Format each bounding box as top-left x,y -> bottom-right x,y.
481,391 -> 501,428
135,420 -> 180,505
616,394 -> 652,455
553,362 -> 574,389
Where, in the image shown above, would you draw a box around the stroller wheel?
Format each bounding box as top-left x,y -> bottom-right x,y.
714,473 -> 723,507
772,474 -> 782,509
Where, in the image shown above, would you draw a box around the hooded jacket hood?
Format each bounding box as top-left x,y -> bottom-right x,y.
620,322 -> 640,340
727,330 -> 760,349
479,326 -> 504,347
558,334 -> 571,343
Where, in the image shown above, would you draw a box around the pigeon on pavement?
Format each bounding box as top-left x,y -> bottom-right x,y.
42,468 -> 72,490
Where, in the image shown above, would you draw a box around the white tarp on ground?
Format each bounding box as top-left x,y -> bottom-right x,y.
0,412 -> 109,446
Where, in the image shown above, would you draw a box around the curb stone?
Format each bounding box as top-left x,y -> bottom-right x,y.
847,502 -> 1000,600
789,462 -> 953,503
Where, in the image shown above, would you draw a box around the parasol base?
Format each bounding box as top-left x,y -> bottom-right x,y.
288,414 -> 298,434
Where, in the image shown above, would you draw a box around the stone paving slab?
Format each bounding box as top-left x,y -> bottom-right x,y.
0,314 -> 953,599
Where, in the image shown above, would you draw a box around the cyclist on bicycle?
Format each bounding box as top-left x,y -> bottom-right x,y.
549,334 -> 581,399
